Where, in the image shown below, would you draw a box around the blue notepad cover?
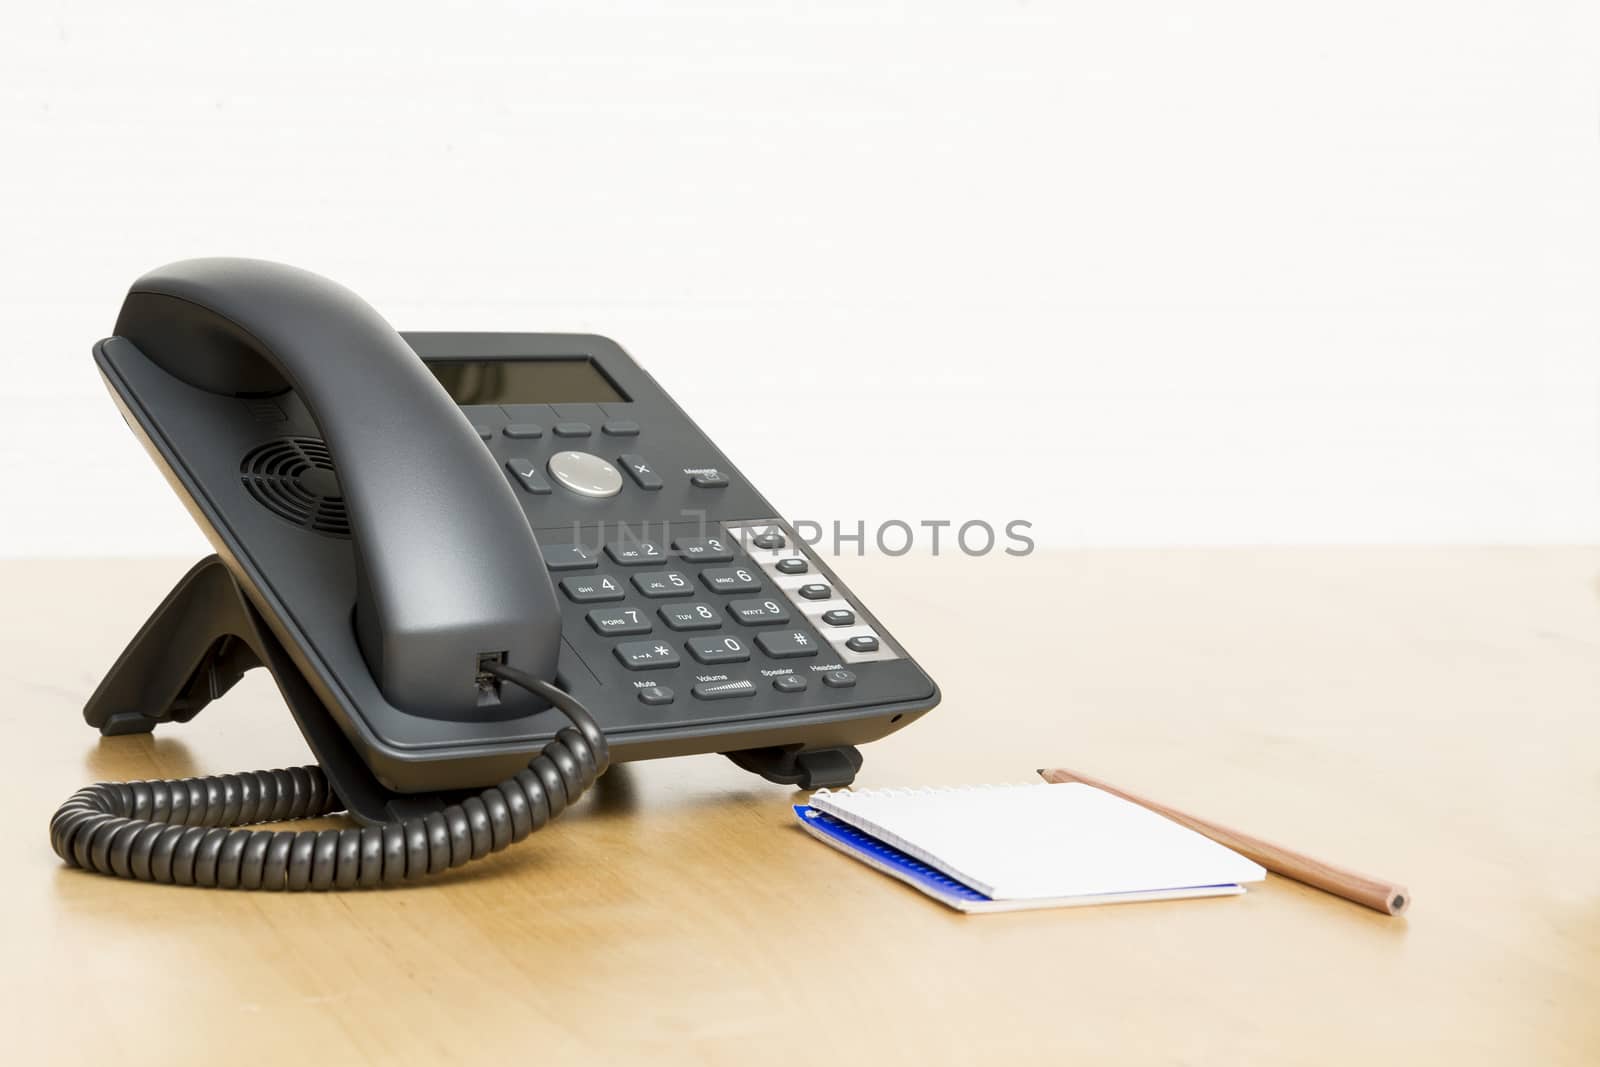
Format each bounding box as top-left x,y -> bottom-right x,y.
795,804 -> 992,904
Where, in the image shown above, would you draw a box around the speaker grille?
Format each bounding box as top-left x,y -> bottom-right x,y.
239,437 -> 350,538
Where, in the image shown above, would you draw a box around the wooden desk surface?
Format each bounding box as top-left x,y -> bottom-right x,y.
2,550 -> 1597,1064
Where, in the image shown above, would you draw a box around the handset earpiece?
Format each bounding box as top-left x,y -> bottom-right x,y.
113,258 -> 559,718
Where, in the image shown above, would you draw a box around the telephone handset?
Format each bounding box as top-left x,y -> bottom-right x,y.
50,258 -> 939,890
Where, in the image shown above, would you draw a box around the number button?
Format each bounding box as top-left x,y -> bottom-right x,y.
700,566 -> 761,594
686,635 -> 751,665
632,570 -> 694,598
659,602 -> 722,631
560,574 -> 624,603
670,536 -> 734,563
727,598 -> 790,626
586,607 -> 651,636
754,628 -> 822,659
541,544 -> 599,571
614,640 -> 680,671
605,540 -> 666,565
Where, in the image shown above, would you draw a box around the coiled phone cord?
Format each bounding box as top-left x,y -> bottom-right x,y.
47,663 -> 608,890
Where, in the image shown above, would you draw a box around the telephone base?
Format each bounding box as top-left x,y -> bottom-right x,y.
723,744 -> 863,789
82,555 -> 447,825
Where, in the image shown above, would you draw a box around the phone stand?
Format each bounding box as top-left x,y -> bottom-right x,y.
82,555 -> 445,824
83,557 -> 865,821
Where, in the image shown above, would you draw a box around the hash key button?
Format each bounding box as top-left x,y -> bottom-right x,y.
560,574 -> 625,603
614,640 -> 680,671
700,567 -> 761,594
618,453 -> 663,491
754,628 -> 822,659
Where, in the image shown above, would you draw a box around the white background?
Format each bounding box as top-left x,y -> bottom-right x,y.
1,1 -> 1596,557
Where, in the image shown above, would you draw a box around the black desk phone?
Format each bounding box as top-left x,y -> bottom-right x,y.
50,258 -> 939,890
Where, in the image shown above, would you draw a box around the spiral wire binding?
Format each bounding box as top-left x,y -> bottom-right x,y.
47,663 -> 608,890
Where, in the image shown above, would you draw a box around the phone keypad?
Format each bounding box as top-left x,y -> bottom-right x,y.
543,521 -> 906,707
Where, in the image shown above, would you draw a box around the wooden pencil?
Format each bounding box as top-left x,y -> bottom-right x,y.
1037,766 -> 1410,915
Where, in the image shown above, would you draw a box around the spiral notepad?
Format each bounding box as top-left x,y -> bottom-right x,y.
797,783 -> 1266,913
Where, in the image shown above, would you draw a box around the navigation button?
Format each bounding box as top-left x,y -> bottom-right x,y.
619,453 -> 663,491
505,457 -> 552,495
727,598 -> 790,626
754,628 -> 822,659
604,540 -> 667,566
821,669 -> 857,689
559,574 -> 624,603
632,570 -> 694,598
586,606 -> 651,636
658,602 -> 722,631
797,583 -> 832,601
671,536 -> 735,563
638,685 -> 675,706
686,634 -> 751,664
691,678 -> 757,700
820,608 -> 855,626
772,674 -> 808,693
546,451 -> 622,498
614,640 -> 679,670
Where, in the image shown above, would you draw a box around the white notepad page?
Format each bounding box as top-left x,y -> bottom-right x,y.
808,783 -> 1266,900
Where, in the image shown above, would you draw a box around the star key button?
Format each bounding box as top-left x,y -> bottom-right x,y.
613,640 -> 680,671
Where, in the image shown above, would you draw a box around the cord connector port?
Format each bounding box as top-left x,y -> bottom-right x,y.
475,652 -> 507,707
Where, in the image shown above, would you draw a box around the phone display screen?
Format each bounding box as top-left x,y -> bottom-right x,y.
424,359 -> 628,405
